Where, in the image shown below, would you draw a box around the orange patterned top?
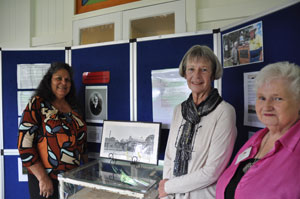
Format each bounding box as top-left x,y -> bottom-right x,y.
18,96 -> 87,179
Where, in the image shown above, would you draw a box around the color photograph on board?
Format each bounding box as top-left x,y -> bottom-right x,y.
223,21 -> 263,68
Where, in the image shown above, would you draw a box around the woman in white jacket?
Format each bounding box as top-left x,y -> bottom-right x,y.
158,45 -> 237,199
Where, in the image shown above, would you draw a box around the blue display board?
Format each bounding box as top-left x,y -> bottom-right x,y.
221,2 -> 300,155
136,34 -> 214,122
1,49 -> 65,199
72,43 -> 131,121
71,43 -> 131,153
2,50 -> 66,149
136,34 -> 214,159
4,156 -> 29,199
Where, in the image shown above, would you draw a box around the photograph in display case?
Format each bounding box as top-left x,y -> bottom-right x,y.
100,120 -> 161,165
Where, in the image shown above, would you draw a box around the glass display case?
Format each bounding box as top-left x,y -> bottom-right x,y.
58,158 -> 163,199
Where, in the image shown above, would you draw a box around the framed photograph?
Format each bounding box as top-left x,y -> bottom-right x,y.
85,86 -> 107,123
76,0 -> 140,14
100,120 -> 161,165
222,21 -> 263,68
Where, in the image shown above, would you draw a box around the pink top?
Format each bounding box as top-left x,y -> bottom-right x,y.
216,120 -> 300,199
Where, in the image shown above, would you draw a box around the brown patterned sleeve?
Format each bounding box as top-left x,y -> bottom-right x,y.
18,96 -> 41,167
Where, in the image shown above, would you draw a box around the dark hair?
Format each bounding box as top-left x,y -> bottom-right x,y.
34,62 -> 78,109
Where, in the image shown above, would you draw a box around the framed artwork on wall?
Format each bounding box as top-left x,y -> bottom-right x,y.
76,0 -> 140,14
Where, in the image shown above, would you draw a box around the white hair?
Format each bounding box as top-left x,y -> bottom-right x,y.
255,61 -> 300,100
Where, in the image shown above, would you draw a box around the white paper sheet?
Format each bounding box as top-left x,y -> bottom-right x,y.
17,64 -> 50,89
18,158 -> 28,182
243,71 -> 264,128
17,91 -> 35,116
151,68 -> 190,128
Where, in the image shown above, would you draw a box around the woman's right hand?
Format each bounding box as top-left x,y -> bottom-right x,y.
158,179 -> 169,198
39,175 -> 53,198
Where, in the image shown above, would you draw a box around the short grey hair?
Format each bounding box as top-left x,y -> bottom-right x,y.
178,45 -> 223,80
255,61 -> 300,100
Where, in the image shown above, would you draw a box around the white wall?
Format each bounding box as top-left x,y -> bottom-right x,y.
31,0 -> 73,47
195,0 -> 293,30
0,0 -> 30,48
0,0 -> 295,48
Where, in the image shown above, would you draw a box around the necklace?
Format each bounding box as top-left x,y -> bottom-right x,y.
242,133 -> 270,173
242,158 -> 259,173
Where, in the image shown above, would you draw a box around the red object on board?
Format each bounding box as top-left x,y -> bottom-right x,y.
82,71 -> 110,84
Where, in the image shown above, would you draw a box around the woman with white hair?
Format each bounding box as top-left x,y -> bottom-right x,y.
216,62 -> 300,199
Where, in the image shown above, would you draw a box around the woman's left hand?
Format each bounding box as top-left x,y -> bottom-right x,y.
39,175 -> 53,198
158,179 -> 169,198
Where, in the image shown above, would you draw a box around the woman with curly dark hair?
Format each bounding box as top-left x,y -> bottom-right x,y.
18,62 -> 87,199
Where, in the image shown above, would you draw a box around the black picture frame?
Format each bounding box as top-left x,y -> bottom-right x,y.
100,120 -> 161,165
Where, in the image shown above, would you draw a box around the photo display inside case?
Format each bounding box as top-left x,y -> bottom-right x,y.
58,158 -> 163,199
100,120 -> 161,165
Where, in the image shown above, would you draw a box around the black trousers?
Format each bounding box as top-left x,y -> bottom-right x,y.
28,173 -> 59,199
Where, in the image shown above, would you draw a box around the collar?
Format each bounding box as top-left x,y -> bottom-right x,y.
251,120 -> 300,153
279,120 -> 300,152
250,128 -> 269,155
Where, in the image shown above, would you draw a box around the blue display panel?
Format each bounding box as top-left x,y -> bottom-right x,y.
4,155 -> 29,199
221,2 -> 300,154
136,34 -> 214,159
2,50 -> 65,149
71,43 -> 131,153
136,34 -> 214,122
71,43 -> 131,121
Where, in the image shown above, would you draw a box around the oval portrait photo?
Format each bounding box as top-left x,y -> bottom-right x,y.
89,92 -> 102,116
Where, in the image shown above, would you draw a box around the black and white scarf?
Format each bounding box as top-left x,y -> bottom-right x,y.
173,88 -> 223,176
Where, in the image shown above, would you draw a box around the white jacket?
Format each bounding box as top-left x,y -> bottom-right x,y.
163,101 -> 237,199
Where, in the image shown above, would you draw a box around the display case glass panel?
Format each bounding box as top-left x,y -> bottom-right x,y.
58,158 -> 163,198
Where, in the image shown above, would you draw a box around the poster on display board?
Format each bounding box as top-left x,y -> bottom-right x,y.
17,91 -> 35,116
243,71 -> 264,128
17,63 -> 50,89
85,86 -> 108,123
223,21 -> 264,68
151,68 -> 190,128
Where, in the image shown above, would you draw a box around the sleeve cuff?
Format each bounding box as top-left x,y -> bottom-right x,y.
164,180 -> 172,194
